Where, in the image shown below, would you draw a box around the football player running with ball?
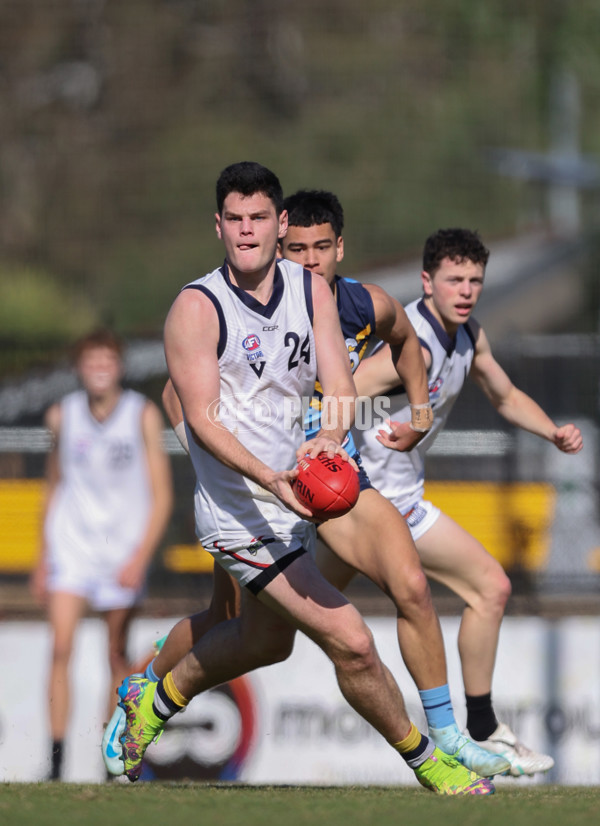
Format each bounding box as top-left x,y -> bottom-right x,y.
107,162 -> 496,794
104,187 -> 507,789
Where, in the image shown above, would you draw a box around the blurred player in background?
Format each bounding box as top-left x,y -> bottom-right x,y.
107,162 -> 494,794
30,329 -> 173,781
109,190 -> 509,780
353,227 -> 583,776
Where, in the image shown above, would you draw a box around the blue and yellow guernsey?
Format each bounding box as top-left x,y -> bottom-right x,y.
304,275 -> 377,460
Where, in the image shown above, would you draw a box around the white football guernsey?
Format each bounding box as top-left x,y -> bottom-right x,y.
45,389 -> 152,587
353,297 -> 476,514
183,260 -> 317,553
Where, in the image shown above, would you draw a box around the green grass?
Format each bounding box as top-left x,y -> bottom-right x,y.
1,784 -> 599,826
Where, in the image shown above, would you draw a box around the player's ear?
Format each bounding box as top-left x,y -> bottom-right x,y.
421,269 -> 433,296
278,209 -> 288,238
336,235 -> 344,264
215,212 -> 222,239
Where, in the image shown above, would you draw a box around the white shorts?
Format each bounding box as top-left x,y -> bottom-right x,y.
401,499 -> 441,542
205,524 -> 317,595
46,552 -> 142,612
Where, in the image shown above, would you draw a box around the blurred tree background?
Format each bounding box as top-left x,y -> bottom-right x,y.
2,0 -> 600,372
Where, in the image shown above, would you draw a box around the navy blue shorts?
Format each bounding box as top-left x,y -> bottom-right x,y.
353,450 -> 373,492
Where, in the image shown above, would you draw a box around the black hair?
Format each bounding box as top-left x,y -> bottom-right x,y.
283,189 -> 344,239
216,161 -> 284,215
423,228 -> 490,273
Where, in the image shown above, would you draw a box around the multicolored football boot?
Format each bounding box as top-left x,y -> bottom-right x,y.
102,703 -> 127,776
117,674 -> 166,782
414,746 -> 495,795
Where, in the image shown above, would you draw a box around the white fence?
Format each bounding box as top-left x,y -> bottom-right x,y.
1,615 -> 599,785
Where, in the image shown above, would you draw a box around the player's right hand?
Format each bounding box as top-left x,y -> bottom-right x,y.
266,467 -> 319,521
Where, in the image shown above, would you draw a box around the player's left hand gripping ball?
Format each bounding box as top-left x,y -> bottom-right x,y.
293,452 -> 360,521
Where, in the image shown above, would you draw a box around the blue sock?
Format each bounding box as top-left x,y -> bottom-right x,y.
144,658 -> 159,682
419,684 -> 456,730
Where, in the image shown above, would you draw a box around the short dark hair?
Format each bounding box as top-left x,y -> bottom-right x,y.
216,161 -> 284,216
423,228 -> 490,274
283,190 -> 344,239
72,329 -> 123,363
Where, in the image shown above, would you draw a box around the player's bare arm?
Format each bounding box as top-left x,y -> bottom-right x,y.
354,339 -> 434,399
353,342 -> 401,397
366,284 -> 429,402
470,323 -> 583,454
297,273 -> 357,463
365,284 -> 433,449
165,287 -> 313,517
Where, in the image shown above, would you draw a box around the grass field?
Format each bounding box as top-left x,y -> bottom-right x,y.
2,784 -> 600,826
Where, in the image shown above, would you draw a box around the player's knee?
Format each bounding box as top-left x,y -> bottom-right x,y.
343,629 -> 378,674
327,618 -> 378,675
394,565 -> 434,615
475,564 -> 511,619
491,568 -> 511,612
51,639 -> 73,666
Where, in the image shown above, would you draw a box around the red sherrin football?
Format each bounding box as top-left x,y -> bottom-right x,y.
293,452 -> 360,520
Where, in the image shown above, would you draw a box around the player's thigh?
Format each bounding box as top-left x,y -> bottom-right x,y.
47,591 -> 87,653
237,583 -> 296,657
315,536 -> 356,591
210,560 -> 241,621
317,488 -> 422,592
415,511 -> 504,600
255,551 -> 366,652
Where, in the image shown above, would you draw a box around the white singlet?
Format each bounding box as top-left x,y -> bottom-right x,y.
182,260 -> 318,592
45,389 -> 152,609
353,297 -> 476,535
